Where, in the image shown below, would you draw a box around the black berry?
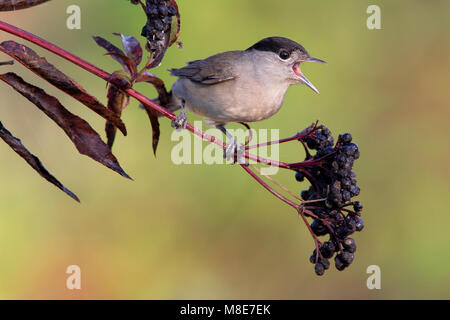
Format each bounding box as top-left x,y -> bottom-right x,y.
315,263 -> 325,276
355,217 -> 364,231
295,171 -> 305,182
342,238 -> 357,253
335,255 -> 346,271
295,125 -> 363,275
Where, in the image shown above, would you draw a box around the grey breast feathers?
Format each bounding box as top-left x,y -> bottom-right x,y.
169,51 -> 241,85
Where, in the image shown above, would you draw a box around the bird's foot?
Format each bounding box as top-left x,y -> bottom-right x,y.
224,137 -> 246,164
171,107 -> 188,130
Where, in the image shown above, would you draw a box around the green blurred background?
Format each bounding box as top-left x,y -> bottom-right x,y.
0,0 -> 449,299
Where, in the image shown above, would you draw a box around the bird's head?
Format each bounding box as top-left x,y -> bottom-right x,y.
246,37 -> 326,94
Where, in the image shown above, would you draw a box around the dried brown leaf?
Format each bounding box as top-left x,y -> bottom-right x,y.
113,33 -> 143,66
0,120 -> 79,202
93,36 -> 138,77
168,0 -> 181,47
108,70 -> 133,89
105,85 -> 125,149
105,52 -> 138,78
142,103 -> 160,156
136,71 -> 170,105
135,71 -> 172,155
0,72 -> 131,179
93,36 -> 126,58
0,41 -> 127,135
0,0 -> 50,11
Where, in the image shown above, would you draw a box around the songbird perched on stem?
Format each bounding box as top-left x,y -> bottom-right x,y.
169,36 -> 326,161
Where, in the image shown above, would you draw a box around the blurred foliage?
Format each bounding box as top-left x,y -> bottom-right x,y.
0,0 -> 449,299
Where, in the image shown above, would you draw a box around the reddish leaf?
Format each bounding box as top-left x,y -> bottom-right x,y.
108,70 -> 132,90
0,41 -> 127,136
105,85 -> 126,149
136,72 -> 165,154
136,71 -> 170,105
93,36 -> 138,77
0,120 -> 79,202
168,0 -> 181,47
135,71 -> 164,85
0,0 -> 50,11
114,33 -> 143,66
141,103 -> 160,156
136,71 -> 175,154
105,52 -> 138,78
93,36 -> 126,61
0,72 -> 131,179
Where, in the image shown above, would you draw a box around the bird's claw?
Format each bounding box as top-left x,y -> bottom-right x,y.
171,107 -> 188,130
224,138 -> 246,164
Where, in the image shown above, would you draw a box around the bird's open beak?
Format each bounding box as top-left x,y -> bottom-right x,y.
307,56 -> 327,64
301,74 -> 320,94
293,56 -> 326,94
293,62 -> 320,94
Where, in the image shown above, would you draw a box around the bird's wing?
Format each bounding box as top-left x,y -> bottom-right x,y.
169,51 -> 240,85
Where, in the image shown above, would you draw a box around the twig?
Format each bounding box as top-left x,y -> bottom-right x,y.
0,60 -> 14,66
0,21 -> 319,171
249,164 -> 302,202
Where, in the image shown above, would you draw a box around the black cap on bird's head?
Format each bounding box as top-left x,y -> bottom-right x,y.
247,37 -> 326,94
247,37 -> 308,56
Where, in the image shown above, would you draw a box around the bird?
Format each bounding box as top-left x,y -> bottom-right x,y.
168,36 -> 326,162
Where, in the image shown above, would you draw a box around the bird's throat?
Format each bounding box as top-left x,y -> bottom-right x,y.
293,63 -> 302,77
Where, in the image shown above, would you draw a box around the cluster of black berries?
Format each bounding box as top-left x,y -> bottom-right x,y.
140,0 -> 178,50
294,126 -> 363,276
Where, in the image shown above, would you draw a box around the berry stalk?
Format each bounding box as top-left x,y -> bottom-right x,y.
0,20 -> 364,276
0,20 -> 314,170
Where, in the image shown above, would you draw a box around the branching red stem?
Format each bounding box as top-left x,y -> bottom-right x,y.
245,127 -> 317,150
240,164 -> 299,209
0,21 -> 316,169
0,21 -> 327,238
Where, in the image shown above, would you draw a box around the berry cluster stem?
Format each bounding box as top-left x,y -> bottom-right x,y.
0,21 -> 321,171
0,20 -> 325,253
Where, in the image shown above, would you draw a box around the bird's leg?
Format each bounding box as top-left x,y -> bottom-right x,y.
217,125 -> 246,164
171,99 -> 188,130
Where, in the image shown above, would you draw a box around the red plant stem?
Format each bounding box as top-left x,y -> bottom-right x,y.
0,22 -> 175,118
0,21 -> 313,169
241,165 -> 321,250
246,132 -> 305,150
0,21 -> 327,217
240,164 -> 299,209
249,164 -> 303,202
297,207 -> 321,257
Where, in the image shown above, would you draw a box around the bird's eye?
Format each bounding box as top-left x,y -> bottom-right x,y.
279,50 -> 290,60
